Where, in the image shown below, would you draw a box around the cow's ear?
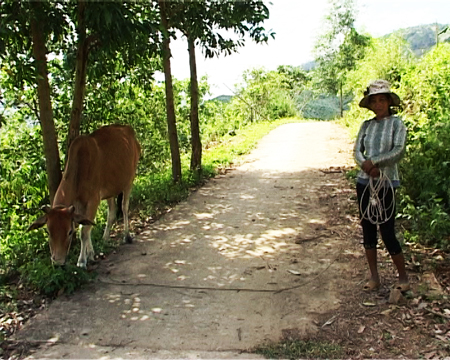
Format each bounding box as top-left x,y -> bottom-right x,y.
73,213 -> 95,226
27,215 -> 47,231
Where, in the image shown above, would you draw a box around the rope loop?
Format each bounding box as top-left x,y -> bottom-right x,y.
360,170 -> 395,225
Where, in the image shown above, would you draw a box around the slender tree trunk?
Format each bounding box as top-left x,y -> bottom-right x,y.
68,0 -> 87,149
159,0 -> 181,183
339,81 -> 343,118
188,36 -> 202,176
30,6 -> 62,205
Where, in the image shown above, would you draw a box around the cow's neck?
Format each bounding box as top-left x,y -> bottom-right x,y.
52,177 -> 77,208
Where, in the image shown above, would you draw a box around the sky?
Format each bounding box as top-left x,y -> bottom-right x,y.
165,0 -> 450,98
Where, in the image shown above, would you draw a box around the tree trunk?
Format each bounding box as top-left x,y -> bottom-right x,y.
159,0 -> 181,183
68,0 -> 87,149
339,81 -> 343,118
188,36 -> 202,176
30,6 -> 62,205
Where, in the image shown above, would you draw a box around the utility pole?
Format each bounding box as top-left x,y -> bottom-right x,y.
435,22 -> 439,47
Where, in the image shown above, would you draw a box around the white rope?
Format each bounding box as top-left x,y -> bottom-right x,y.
360,170 -> 395,225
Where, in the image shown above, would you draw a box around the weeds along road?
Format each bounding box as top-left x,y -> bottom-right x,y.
17,121 -> 355,359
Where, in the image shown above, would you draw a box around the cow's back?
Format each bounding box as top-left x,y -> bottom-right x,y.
57,125 -> 140,206
91,125 -> 140,199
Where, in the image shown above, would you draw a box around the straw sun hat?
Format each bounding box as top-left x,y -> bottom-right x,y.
359,79 -> 401,109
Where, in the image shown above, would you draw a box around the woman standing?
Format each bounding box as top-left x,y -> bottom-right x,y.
354,79 -> 409,292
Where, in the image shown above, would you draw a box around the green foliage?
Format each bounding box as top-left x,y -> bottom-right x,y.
342,35 -> 413,134
395,44 -> 450,249
21,261 -> 95,297
168,0 -> 274,59
0,123 -> 49,271
230,67 -> 302,124
313,0 -> 370,95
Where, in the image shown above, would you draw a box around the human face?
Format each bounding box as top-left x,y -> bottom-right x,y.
368,94 -> 391,119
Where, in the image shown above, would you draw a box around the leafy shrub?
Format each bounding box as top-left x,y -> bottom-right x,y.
396,44 -> 450,248
21,260 -> 95,297
0,123 -> 50,271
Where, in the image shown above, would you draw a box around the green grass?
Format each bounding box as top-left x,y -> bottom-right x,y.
254,339 -> 343,359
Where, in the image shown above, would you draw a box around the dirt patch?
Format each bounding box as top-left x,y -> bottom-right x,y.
3,121 -> 450,359
292,177 -> 450,359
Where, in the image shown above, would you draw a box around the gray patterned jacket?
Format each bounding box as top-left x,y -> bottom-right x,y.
353,115 -> 407,187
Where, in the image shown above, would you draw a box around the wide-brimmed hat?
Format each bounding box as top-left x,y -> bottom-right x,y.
359,80 -> 401,109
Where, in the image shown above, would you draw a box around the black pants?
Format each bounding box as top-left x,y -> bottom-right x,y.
356,182 -> 402,255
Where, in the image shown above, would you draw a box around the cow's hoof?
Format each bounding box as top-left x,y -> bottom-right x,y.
125,234 -> 133,244
77,261 -> 87,269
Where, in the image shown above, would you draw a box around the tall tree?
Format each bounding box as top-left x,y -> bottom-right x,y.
158,0 -> 182,183
68,0 -> 89,148
30,4 -> 62,204
187,36 -> 202,175
313,0 -> 370,116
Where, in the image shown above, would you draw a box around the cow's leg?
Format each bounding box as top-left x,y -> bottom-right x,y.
77,201 -> 99,268
78,224 -> 94,268
122,186 -> 133,244
102,197 -> 116,241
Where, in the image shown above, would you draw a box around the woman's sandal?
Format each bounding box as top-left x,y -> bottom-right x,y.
394,283 -> 410,292
363,280 -> 381,292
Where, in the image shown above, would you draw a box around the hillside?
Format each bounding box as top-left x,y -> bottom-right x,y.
391,23 -> 450,56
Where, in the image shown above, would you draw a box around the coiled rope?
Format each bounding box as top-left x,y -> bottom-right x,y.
360,170 -> 395,225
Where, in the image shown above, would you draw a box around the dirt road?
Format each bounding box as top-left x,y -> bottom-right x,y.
17,121 -> 356,359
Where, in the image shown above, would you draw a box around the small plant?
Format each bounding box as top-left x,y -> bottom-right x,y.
21,260 -> 95,297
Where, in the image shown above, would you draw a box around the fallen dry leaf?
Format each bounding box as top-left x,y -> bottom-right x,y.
362,301 -> 377,307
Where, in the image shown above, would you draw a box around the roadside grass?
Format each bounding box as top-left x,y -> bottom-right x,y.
254,338 -> 343,359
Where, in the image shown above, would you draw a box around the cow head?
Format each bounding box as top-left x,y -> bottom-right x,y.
28,205 -> 94,265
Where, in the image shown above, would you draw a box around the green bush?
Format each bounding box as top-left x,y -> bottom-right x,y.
21,260 -> 95,297
396,44 -> 450,248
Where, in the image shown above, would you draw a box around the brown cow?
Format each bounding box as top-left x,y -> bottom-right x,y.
28,124 -> 140,267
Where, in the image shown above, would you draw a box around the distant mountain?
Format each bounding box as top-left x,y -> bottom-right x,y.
210,95 -> 233,103
390,23 -> 450,56
301,61 -> 316,71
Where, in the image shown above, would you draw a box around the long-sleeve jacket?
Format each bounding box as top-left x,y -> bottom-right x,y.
354,115 -> 407,187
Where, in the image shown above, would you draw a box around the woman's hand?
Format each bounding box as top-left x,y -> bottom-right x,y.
369,167 -> 380,178
361,160 -> 375,174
